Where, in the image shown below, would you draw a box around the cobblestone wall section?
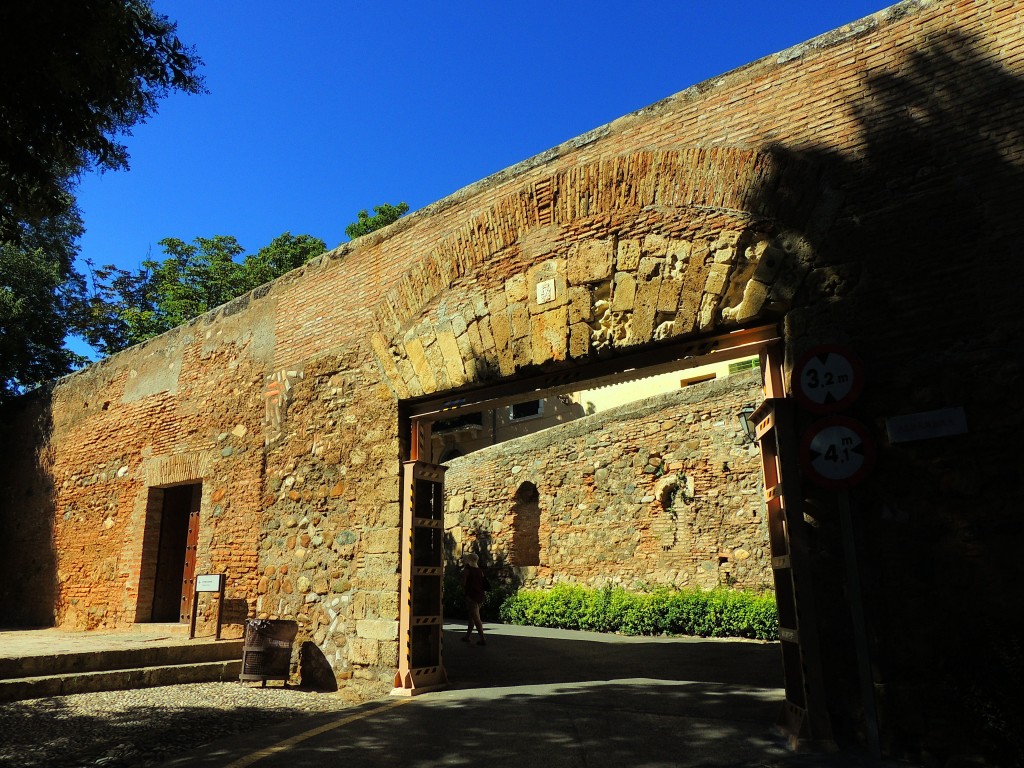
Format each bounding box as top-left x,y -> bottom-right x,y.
254,351 -> 402,694
443,372 -> 769,591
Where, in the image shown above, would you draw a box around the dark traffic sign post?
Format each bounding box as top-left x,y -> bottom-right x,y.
795,351 -> 881,760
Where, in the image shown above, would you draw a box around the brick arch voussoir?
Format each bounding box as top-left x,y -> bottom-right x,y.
370,147 -> 829,399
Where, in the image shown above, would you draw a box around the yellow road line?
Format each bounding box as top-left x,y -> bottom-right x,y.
224,698 -> 410,767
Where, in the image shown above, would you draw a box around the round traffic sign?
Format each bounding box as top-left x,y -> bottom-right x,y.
793,345 -> 864,413
800,416 -> 874,489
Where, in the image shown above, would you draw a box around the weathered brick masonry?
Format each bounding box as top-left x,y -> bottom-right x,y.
2,0 -> 1023,762
444,373 -> 770,592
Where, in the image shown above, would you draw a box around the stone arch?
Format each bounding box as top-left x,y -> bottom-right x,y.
369,147 -> 827,399
653,473 -> 695,552
438,447 -> 463,464
509,481 -> 541,568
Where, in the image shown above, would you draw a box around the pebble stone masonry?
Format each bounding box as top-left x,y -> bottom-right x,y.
443,372 -> 770,593
2,1 -> 1023,763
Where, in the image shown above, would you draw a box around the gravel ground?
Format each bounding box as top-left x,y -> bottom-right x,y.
0,682 -> 370,767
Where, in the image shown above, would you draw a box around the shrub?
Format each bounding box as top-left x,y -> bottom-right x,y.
498,584 -> 778,641
577,583 -> 616,633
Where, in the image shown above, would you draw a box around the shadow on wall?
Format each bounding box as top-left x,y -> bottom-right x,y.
443,528 -> 520,622
508,480 -> 541,569
0,389 -> 58,627
749,29 -> 1024,765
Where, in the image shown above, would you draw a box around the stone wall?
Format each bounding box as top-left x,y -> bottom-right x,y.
443,372 -> 770,592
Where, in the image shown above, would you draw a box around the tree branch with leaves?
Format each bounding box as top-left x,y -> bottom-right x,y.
344,202 -> 410,239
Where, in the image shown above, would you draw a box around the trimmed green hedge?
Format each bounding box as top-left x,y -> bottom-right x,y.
498,584 -> 778,641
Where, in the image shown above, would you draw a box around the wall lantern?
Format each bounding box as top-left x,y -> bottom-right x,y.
737,405 -> 758,444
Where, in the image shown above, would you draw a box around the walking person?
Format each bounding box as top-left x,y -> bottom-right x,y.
460,552 -> 487,645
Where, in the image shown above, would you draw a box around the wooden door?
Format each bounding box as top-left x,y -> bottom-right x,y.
753,343 -> 831,745
179,484 -> 202,622
150,483 -> 202,623
395,459 -> 448,694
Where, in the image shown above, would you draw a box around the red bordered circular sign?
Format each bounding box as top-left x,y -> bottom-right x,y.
800,416 -> 875,489
793,345 -> 864,413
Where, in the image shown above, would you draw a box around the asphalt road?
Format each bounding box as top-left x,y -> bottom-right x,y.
159,624 -> 892,768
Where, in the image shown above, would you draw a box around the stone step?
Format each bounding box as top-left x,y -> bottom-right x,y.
0,659 -> 243,703
123,622 -> 192,637
0,640 -> 244,680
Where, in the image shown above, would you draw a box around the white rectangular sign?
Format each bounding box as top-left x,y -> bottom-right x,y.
885,407 -> 967,444
195,574 -> 224,593
536,278 -> 556,305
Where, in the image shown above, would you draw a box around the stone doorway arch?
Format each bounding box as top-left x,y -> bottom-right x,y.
389,147 -> 833,742
509,481 -> 541,570
368,147 -> 828,402
397,332 -> 826,738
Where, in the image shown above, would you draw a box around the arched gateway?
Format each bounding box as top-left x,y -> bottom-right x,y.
4,3 -> 1023,763
378,147 -> 831,742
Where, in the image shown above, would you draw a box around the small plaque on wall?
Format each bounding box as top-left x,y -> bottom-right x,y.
190,574 -> 226,640
536,278 -> 556,304
195,574 -> 224,593
885,407 -> 967,444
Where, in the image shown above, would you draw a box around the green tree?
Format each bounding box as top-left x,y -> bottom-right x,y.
0,1 -> 204,396
151,235 -> 248,324
239,232 -> 327,290
0,243 -> 87,398
84,232 -> 326,355
344,202 -> 410,239
0,1 -> 205,241
0,207 -> 87,397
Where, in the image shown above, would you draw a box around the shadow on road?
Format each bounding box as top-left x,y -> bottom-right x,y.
441,622 -> 784,690
160,625 -> 902,768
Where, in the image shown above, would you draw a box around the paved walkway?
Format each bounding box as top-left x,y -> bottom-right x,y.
156,624 -> 902,768
0,624 -> 208,657
1,623 -> 911,767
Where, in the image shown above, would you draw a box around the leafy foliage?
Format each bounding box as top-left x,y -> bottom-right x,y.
499,584 -> 779,641
0,242 -> 87,398
344,202 -> 410,239
0,1 -> 202,396
0,208 -> 88,397
241,233 -> 326,290
83,232 -> 326,355
0,1 -> 205,241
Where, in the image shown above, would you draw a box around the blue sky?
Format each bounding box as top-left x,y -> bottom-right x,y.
71,0 -> 887,357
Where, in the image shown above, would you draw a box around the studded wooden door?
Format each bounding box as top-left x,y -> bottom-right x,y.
179,484 -> 202,622
394,459 -> 448,694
